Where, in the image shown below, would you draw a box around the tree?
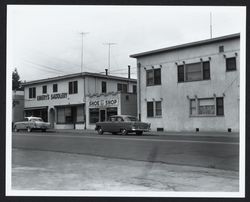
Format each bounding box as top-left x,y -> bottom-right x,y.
12,68 -> 22,91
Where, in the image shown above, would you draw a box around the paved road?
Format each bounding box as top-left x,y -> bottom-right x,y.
12,131 -> 239,171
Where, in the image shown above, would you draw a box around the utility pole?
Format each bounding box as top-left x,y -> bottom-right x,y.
210,12 -> 213,39
80,32 -> 89,73
80,32 -> 89,130
103,42 -> 116,74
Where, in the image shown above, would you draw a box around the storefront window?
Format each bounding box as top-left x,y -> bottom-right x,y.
89,108 -> 99,124
107,107 -> 117,119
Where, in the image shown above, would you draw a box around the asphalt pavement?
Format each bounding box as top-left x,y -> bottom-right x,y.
12,130 -> 239,171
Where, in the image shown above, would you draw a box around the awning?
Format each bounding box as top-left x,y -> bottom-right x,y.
24,106 -> 48,111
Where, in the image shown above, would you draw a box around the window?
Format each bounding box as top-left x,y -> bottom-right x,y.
177,65 -> 184,82
190,97 -> 224,116
216,97 -> 224,116
42,85 -> 47,94
101,81 -> 107,93
147,102 -> 154,117
226,57 -> 236,71
69,81 -> 78,94
117,83 -> 128,93
155,101 -> 162,116
53,84 -> 58,92
178,61 -> 210,82
133,85 -> 137,94
146,68 -> 161,86
147,101 -> 162,117
29,87 -> 36,98
89,108 -> 99,124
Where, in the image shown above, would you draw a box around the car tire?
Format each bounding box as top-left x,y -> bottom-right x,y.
112,132 -> 117,135
136,131 -> 143,135
121,129 -> 128,136
27,127 -> 32,133
42,129 -> 46,132
14,126 -> 19,132
97,127 -> 103,135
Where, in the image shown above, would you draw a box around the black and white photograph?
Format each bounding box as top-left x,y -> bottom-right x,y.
5,4 -> 246,197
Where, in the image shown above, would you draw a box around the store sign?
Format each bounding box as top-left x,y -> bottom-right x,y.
37,93 -> 68,101
89,99 -> 118,107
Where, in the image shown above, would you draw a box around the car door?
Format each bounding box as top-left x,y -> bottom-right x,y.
19,118 -> 29,129
116,116 -> 124,132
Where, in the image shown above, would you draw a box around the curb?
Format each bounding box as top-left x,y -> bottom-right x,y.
48,129 -> 239,138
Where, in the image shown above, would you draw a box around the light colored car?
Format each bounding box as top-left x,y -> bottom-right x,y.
13,117 -> 51,132
95,115 -> 151,135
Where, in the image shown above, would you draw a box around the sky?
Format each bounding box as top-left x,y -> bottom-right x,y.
7,5 -> 245,81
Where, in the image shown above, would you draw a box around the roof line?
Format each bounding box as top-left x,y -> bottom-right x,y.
22,72 -> 137,86
130,33 -> 240,58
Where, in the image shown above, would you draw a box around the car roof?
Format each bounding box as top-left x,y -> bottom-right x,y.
25,117 -> 42,119
110,115 -> 136,118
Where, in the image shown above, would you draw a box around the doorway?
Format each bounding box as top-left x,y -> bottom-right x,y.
100,109 -> 106,122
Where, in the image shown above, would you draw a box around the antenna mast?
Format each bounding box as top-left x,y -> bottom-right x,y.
103,42 -> 116,74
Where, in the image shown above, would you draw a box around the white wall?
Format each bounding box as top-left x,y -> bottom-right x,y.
138,38 -> 240,132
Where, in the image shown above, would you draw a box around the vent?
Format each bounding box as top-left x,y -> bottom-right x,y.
157,128 -> 164,132
196,128 -> 199,132
219,45 -> 224,53
228,128 -> 232,132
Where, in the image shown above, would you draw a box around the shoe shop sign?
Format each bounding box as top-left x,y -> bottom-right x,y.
89,98 -> 118,108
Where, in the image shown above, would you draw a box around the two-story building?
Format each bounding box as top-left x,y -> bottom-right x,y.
130,33 -> 240,132
22,72 -> 137,130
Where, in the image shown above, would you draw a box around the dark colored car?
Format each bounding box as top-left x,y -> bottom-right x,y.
95,115 -> 150,135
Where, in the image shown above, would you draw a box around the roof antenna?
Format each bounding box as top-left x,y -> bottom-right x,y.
210,12 -> 213,39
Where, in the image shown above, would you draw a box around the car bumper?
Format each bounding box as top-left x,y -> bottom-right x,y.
131,128 -> 150,132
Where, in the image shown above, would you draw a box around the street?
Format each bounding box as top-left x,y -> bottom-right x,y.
11,131 -> 240,191
12,131 -> 239,170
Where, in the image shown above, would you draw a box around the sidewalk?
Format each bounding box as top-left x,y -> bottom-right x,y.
48,128 -> 239,138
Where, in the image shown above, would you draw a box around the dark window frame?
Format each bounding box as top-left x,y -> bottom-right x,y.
117,83 -> 128,93
226,57 -> 237,71
147,102 -> 154,117
29,87 -> 36,99
101,81 -> 107,93
42,85 -> 47,94
178,61 -> 210,83
189,97 -> 224,117
146,68 -> 161,86
133,85 -> 137,94
53,84 -> 58,93
69,81 -> 78,94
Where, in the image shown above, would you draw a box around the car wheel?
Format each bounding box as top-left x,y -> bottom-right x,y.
42,129 -> 46,132
136,131 -> 143,135
97,127 -> 103,135
121,129 -> 128,136
14,126 -> 19,132
112,132 -> 117,135
27,127 -> 32,133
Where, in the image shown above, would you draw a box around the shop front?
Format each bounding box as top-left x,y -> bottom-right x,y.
86,93 -> 120,129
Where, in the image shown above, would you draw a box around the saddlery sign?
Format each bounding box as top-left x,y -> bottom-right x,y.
37,93 -> 68,101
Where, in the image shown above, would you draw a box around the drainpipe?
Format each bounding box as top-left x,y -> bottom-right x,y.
137,63 -> 141,121
84,74 -> 87,130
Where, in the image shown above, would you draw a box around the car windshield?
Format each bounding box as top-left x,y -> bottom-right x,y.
31,118 -> 43,122
123,116 -> 138,121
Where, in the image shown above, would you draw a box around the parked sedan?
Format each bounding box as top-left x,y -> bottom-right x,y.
13,117 -> 51,132
95,115 -> 150,135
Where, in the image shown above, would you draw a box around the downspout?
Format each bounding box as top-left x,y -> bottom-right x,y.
137,62 -> 141,121
84,74 -> 87,130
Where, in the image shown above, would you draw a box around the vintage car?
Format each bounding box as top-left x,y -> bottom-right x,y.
13,117 -> 51,132
95,115 -> 151,135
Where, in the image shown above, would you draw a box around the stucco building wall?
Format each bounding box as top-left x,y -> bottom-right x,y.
135,36 -> 240,132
